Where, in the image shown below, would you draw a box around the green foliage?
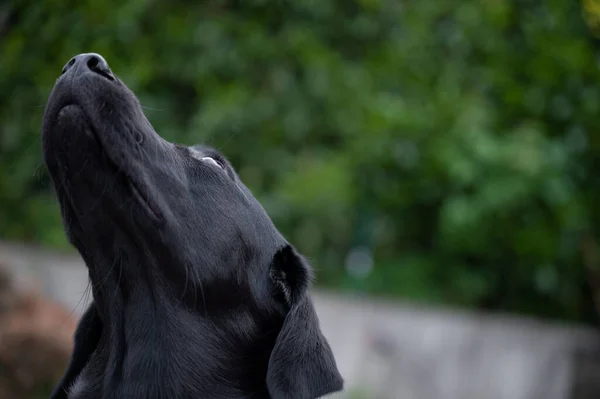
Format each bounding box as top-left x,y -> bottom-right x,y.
1,0 -> 599,322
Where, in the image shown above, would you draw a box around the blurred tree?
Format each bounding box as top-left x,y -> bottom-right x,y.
1,0 -> 599,323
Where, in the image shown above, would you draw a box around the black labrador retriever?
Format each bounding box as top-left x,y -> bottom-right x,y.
41,53 -> 344,399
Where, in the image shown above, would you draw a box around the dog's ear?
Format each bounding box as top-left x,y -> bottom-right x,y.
50,303 -> 102,399
267,245 -> 344,399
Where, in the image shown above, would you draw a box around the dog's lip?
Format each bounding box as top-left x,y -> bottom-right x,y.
129,179 -> 164,222
55,104 -> 165,223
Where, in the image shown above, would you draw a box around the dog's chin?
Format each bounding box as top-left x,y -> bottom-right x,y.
47,104 -> 99,162
56,104 -> 96,138
48,104 -> 164,225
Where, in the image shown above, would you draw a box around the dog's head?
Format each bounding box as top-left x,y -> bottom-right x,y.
42,53 -> 343,398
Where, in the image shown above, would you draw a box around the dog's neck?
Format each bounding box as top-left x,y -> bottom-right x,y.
74,274 -> 279,399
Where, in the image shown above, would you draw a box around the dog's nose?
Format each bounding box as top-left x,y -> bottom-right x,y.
61,53 -> 114,79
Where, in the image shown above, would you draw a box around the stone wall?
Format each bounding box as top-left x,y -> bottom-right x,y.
1,240 -> 599,399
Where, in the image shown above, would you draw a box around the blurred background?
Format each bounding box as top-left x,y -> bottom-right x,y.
2,0 -> 600,398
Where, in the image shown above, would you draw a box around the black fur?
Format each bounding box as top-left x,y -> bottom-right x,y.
42,53 -> 343,399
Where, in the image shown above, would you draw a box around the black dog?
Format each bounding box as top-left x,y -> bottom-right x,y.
41,53 -> 343,399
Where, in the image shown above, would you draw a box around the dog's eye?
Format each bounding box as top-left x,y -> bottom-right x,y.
200,156 -> 224,170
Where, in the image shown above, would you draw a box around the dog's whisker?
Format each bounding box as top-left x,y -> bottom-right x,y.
32,162 -> 46,181
140,105 -> 166,111
92,254 -> 118,290
190,262 -> 207,318
215,130 -> 238,153
60,280 -> 92,331
179,261 -> 190,305
113,253 -> 124,303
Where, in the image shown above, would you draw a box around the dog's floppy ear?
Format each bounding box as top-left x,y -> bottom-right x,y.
50,303 -> 102,399
267,245 -> 344,399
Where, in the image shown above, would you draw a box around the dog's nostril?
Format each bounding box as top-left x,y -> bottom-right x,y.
86,54 -> 113,79
61,58 -> 76,75
87,56 -> 100,71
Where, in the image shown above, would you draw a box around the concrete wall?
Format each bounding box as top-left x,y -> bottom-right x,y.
1,240 -> 599,399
